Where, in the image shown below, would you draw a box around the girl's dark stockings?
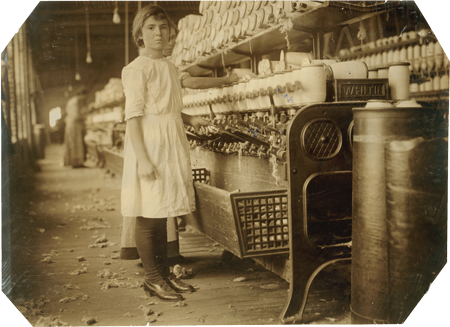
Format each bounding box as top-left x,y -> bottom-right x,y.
135,217 -> 170,285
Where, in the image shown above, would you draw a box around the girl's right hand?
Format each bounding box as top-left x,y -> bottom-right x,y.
137,159 -> 157,182
227,73 -> 239,84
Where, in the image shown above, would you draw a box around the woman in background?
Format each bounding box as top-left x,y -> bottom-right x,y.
63,89 -> 87,168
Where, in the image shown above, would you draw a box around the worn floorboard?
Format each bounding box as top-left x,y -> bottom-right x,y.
5,145 -> 351,326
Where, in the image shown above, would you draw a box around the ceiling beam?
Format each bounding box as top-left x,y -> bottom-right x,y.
29,12 -> 193,29
34,5 -> 198,16
32,3 -> 198,21
36,44 -> 135,55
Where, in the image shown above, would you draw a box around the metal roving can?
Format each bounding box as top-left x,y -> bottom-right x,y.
385,137 -> 447,324
351,105 -> 445,324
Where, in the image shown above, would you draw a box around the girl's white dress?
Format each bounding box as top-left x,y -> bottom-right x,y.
120,56 -> 195,218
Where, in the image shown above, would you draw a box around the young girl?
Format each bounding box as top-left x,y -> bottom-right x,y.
121,5 -> 236,302
120,12 -> 238,266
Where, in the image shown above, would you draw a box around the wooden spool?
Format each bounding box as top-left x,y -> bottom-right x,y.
200,27 -> 207,40
203,10 -> 210,26
186,33 -> 193,49
205,25 -> 212,39
234,21 -> 242,39
212,34 -> 219,51
193,15 -> 201,31
226,9 -> 234,26
238,2 -> 247,19
205,38 -> 212,54
231,8 -> 240,25
194,32 -> 201,46
215,13 -> 223,31
241,17 -> 250,37
206,9 -> 213,25
199,14 -> 207,29
248,13 -> 257,32
254,0 -> 262,11
222,1 -> 232,13
216,28 -> 225,47
210,26 -> 217,44
221,10 -> 229,28
217,1 -> 227,15
223,27 -> 230,45
246,0 -> 255,16
227,26 -> 235,42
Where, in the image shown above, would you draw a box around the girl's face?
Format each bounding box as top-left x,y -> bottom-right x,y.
163,28 -> 177,57
140,15 -> 169,52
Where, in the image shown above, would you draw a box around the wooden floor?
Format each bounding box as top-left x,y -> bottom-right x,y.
4,145 -> 351,326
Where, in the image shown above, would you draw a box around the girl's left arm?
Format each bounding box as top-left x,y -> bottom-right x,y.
181,74 -> 239,89
181,113 -> 212,133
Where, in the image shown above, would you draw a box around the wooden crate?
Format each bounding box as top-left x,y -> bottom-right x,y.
188,182 -> 289,259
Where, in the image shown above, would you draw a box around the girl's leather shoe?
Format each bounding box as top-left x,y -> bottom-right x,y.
165,277 -> 195,293
143,280 -> 184,301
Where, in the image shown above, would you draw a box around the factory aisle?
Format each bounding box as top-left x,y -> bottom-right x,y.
5,145 -> 351,326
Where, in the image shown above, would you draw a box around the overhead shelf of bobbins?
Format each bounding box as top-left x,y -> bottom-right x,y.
173,1 -> 402,77
336,16 -> 449,107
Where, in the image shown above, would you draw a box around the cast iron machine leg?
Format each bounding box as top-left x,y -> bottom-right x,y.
280,102 -> 366,323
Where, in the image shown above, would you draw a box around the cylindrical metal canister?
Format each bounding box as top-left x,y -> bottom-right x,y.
328,61 -> 368,79
385,137 -> 447,324
382,51 -> 388,65
434,75 -> 441,91
298,64 -> 327,103
435,41 -> 443,70
272,72 -> 286,108
258,77 -> 271,110
409,83 -> 419,93
351,106 -> 445,324
441,74 -> 449,90
399,47 -> 407,62
424,79 -> 433,92
388,62 -> 411,100
291,68 -> 303,105
406,45 -> 414,71
237,81 -> 248,111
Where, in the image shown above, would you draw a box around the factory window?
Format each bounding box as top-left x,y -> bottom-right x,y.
49,107 -> 62,128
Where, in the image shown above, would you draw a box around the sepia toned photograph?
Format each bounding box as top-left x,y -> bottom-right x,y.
1,1 -> 448,326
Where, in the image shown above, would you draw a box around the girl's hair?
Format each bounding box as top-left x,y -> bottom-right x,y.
168,19 -> 178,43
132,5 -> 171,48
168,19 -> 178,36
